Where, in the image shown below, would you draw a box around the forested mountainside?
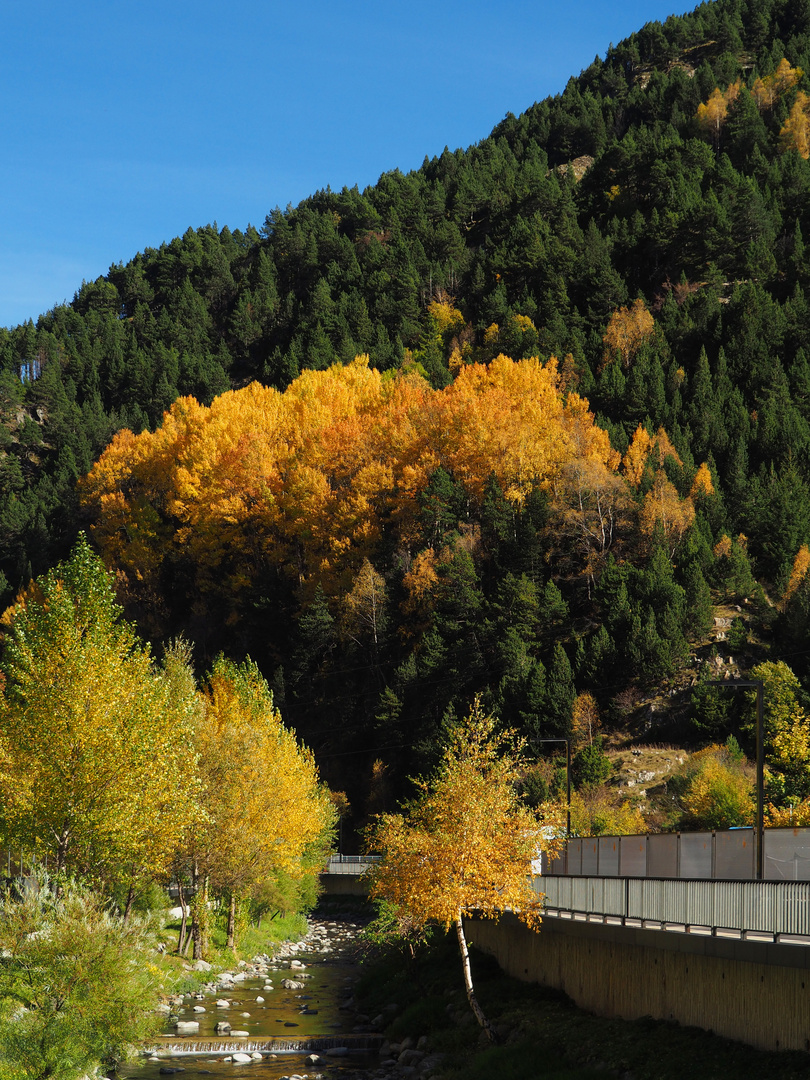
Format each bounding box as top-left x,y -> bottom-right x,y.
5,0 -> 810,819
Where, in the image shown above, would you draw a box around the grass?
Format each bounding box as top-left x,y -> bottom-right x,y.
150,906 -> 309,996
353,928 -> 810,1080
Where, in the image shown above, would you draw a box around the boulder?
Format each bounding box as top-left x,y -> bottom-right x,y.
232,1054 -> 252,1064
215,1021 -> 231,1035
174,1020 -> 199,1035
191,959 -> 211,972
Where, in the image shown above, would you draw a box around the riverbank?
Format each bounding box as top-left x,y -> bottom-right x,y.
348,923 -> 810,1080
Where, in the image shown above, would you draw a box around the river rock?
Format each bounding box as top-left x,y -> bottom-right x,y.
250,1053 -> 263,1061
216,999 -> 230,1007
191,959 -> 212,972
232,1054 -> 252,1064
256,995 -> 265,1003
174,1020 -> 199,1035
281,979 -> 305,989
192,1005 -> 206,1012
231,1029 -> 250,1036
215,1021 -> 231,1034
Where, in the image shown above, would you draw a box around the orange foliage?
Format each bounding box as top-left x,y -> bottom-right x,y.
782,544 -> 810,608
81,355 -> 619,607
602,299 -> 655,369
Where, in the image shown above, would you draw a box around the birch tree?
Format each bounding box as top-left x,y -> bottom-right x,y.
367,698 -> 562,1042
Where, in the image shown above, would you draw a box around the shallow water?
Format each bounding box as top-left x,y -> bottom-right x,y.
118,941 -> 378,1079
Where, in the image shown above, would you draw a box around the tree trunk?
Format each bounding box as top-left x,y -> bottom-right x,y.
122,882 -> 135,923
177,882 -> 188,954
455,916 -> 497,1043
227,892 -> 237,950
192,868 -> 208,960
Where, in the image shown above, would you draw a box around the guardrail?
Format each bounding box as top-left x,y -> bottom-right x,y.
536,875 -> 810,943
323,855 -> 381,876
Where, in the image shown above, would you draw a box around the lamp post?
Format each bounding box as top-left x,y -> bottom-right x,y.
533,737 -> 572,838
706,679 -> 765,880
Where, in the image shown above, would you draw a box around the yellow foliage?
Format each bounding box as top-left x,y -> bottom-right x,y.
714,533 -> 733,558
782,544 -> 810,607
568,787 -> 646,837
427,297 -> 465,339
770,705 -> 810,773
681,752 -> 754,829
368,699 -> 563,932
690,461 -> 715,498
696,83 -> 740,140
601,299 -> 655,369
622,426 -> 682,487
765,798 -> 810,827
572,692 -> 600,749
483,323 -> 500,345
622,426 -> 652,486
780,90 -> 810,158
192,658 -> 334,896
511,313 -> 535,333
639,473 -> 695,554
753,58 -> 803,110
0,539 -> 201,884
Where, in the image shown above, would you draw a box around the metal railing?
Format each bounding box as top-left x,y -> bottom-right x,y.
323,855 -> 381,875
536,874 -> 810,941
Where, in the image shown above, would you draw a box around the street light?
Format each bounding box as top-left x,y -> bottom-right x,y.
706,678 -> 764,880
532,737 -> 572,838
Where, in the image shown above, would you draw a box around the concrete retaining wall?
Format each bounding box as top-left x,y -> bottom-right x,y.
318,872 -> 370,896
467,912 -> 810,1053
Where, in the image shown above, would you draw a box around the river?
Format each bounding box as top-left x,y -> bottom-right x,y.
118,917 -> 380,1080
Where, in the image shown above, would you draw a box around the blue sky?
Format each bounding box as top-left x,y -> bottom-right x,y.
2,0 -> 685,329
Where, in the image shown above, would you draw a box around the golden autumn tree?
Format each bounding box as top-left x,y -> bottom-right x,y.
639,473 -> 696,556
601,299 -> 655,369
80,355 -> 621,637
753,58 -> 802,110
189,657 -> 335,953
780,90 -> 810,158
696,82 -> 741,146
367,698 -> 562,1042
782,544 -> 810,608
0,537 -> 200,904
